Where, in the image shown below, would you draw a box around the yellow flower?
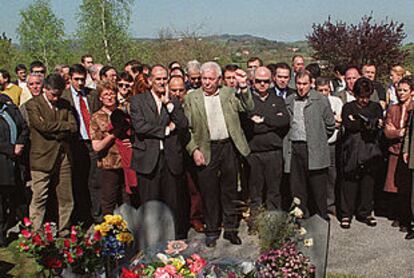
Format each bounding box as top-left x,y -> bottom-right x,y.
290,207 -> 304,219
169,256 -> 185,270
304,238 -> 314,247
299,227 -> 307,236
95,222 -> 111,236
116,232 -> 133,243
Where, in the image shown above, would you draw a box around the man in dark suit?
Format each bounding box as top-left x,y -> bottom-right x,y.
61,64 -> 102,225
26,74 -> 77,234
130,64 -> 189,239
271,62 -> 296,101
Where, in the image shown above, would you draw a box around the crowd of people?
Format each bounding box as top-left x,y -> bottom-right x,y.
0,54 -> 413,248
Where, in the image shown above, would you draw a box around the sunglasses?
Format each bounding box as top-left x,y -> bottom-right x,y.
255,79 -> 271,84
118,83 -> 131,88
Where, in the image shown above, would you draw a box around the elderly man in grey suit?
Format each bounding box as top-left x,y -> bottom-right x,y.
284,70 -> 335,220
184,61 -> 254,247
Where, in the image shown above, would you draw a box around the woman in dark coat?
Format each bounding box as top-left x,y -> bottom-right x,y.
339,77 -> 383,229
0,94 -> 29,246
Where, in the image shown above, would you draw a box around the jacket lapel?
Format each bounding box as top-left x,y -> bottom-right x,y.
194,90 -> 208,126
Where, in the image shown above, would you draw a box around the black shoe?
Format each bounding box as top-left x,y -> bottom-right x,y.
223,232 -> 242,245
405,231 -> 414,240
205,236 -> 218,248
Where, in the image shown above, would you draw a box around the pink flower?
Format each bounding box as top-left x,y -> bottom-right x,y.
70,226 -> 77,243
21,229 -> 31,239
93,231 -> 102,241
186,253 -> 206,274
75,246 -> 84,257
19,242 -> 29,251
65,251 -> 74,264
154,265 -> 178,278
23,217 -> 32,227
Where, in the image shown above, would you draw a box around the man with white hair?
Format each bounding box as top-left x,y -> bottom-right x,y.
186,60 -> 201,92
183,61 -> 254,247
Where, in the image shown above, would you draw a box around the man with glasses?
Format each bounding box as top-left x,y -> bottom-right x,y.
62,64 -> 102,226
25,74 -> 77,235
244,67 -> 289,234
130,65 -> 190,239
29,61 -> 47,79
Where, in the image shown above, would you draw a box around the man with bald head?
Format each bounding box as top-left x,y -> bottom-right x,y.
245,67 -> 289,233
184,61 -> 254,247
130,65 -> 189,239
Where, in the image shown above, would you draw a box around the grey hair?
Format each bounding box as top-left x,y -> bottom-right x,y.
186,60 -> 201,73
200,61 -> 222,77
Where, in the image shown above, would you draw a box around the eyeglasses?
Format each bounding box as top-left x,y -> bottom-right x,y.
255,79 -> 271,84
118,83 -> 131,88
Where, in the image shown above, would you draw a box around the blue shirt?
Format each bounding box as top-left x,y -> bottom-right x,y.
70,86 -> 91,140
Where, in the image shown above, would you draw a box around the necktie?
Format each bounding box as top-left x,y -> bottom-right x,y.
78,93 -> 91,138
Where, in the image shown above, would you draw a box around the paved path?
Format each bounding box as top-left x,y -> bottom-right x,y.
188,217 -> 414,277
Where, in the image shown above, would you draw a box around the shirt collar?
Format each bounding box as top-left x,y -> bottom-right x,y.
203,88 -> 220,97
71,85 -> 85,97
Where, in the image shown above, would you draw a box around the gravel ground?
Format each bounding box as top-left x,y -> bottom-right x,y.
187,216 -> 414,277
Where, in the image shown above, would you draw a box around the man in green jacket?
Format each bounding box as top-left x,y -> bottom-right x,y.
183,61 -> 254,247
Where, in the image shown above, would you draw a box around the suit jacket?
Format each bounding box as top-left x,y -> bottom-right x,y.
183,86 -> 254,165
283,90 -> 335,173
25,95 -> 77,172
130,91 -> 188,175
61,87 -> 101,138
269,86 -> 295,100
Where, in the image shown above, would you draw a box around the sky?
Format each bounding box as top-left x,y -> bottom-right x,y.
1,0 -> 413,43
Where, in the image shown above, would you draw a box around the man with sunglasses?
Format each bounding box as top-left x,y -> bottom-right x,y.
62,64 -> 102,226
244,67 -> 290,234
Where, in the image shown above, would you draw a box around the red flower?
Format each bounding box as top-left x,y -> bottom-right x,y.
44,223 -> 53,242
75,246 -> 84,257
64,239 -> 71,248
43,257 -> 62,269
93,231 -> 102,241
21,229 -> 32,239
23,217 -> 32,227
65,251 -> 74,264
32,233 -> 44,246
19,242 -> 29,251
120,267 -> 141,278
187,254 -> 206,274
70,226 -> 77,243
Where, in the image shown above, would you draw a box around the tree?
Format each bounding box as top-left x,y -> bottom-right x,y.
76,0 -> 134,67
0,33 -> 17,71
17,0 -> 65,71
307,15 -> 409,77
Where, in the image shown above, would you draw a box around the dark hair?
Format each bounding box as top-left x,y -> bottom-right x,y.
222,64 -> 239,75
69,64 -> 87,77
44,74 -> 66,91
99,65 -> 117,79
315,77 -> 331,88
168,61 -> 181,70
170,67 -> 185,77
15,64 -> 27,73
266,63 -> 277,76
291,55 -> 304,62
0,69 -> 10,82
398,76 -> 414,91
305,63 -> 321,80
125,59 -> 142,74
333,64 -> 347,76
295,69 -> 312,83
346,65 -> 362,76
81,54 -> 93,63
274,62 -> 291,75
124,59 -> 141,68
247,57 -> 263,66
29,61 -> 46,73
353,77 -> 374,97
118,71 -> 133,83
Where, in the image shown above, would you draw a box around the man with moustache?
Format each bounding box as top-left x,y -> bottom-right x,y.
245,67 -> 289,233
183,61 -> 254,247
130,65 -> 189,239
284,70 -> 335,219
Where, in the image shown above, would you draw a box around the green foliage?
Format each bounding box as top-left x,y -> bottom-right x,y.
17,0 -> 65,72
0,33 -> 18,73
76,0 -> 134,68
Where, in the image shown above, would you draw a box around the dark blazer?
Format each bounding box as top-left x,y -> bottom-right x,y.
61,87 -> 102,137
25,95 -> 77,172
130,91 -> 188,175
269,86 -> 296,100
0,95 -> 29,186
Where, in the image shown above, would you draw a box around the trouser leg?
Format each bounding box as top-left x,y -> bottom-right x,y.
357,173 -> 375,219
340,178 -> 359,219
290,142 -> 309,216
55,154 -> 74,232
309,169 -> 329,219
327,144 -> 337,211
30,170 -> 52,230
264,150 -> 283,211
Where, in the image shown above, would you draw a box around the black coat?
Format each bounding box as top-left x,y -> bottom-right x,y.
0,95 -> 29,186
130,91 -> 188,175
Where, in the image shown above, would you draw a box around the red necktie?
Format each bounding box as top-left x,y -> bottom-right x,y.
78,94 -> 91,138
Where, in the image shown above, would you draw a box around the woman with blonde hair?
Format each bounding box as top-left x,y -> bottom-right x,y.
387,65 -> 406,106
